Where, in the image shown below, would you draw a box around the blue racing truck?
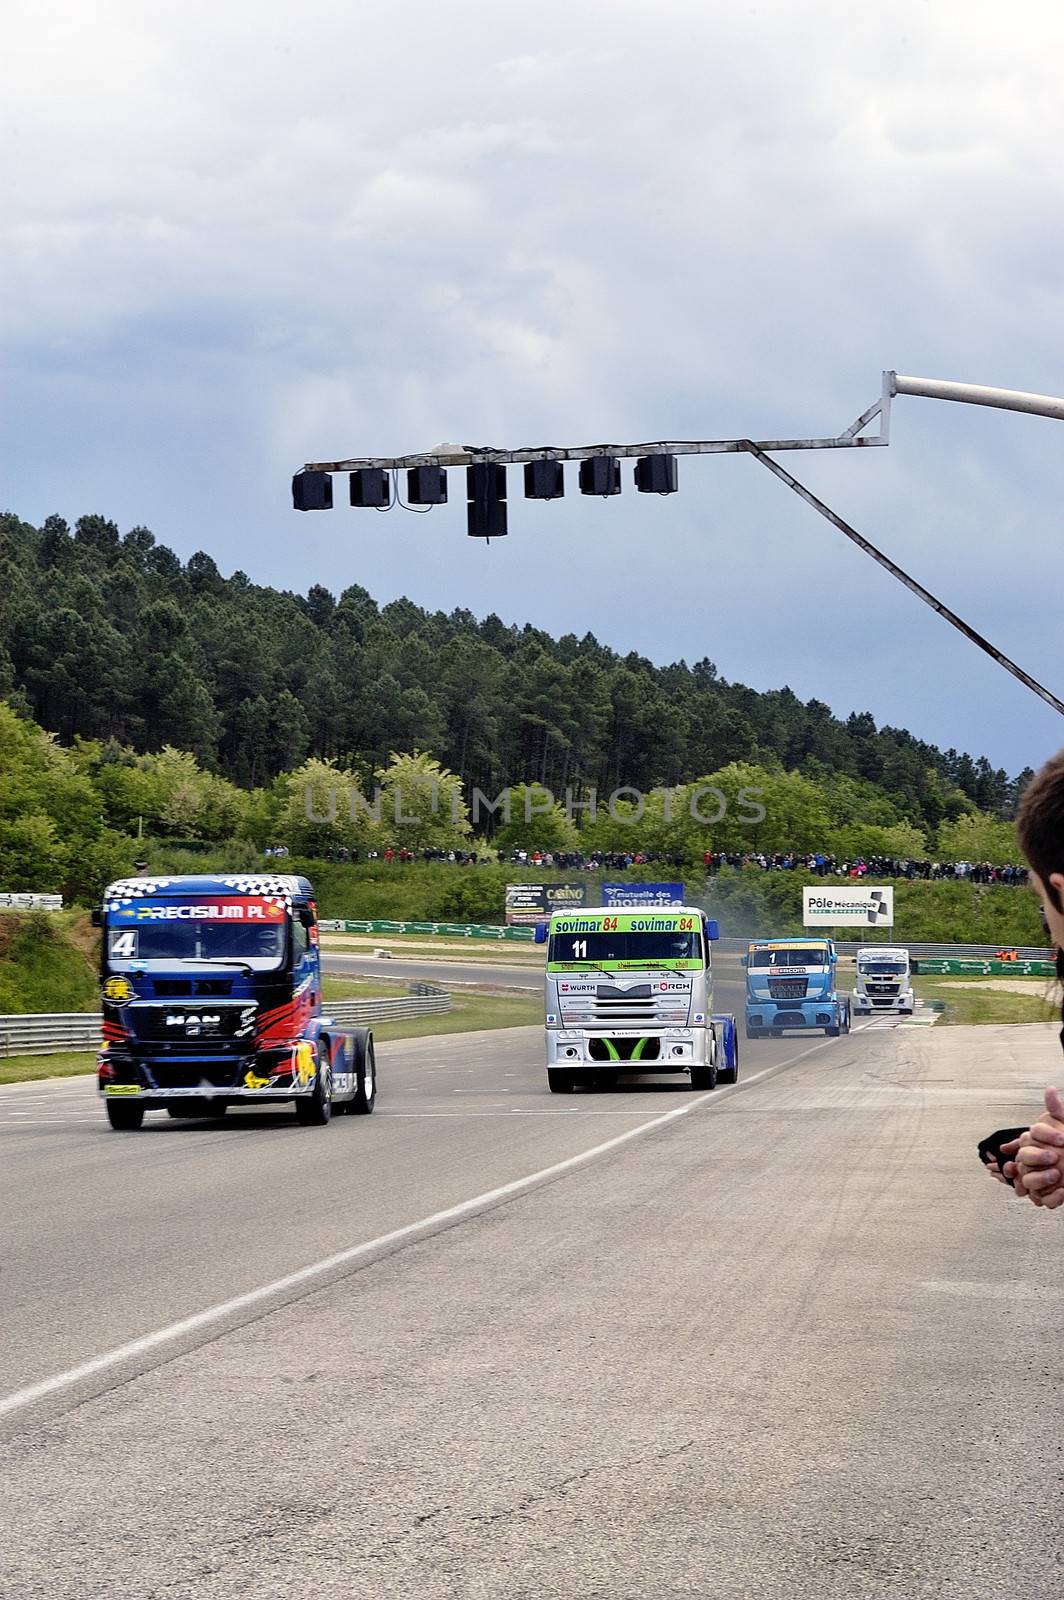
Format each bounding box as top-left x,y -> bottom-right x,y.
93,873 -> 376,1130
743,936 -> 850,1039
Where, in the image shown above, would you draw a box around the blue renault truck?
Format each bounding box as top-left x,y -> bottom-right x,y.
743,936 -> 850,1039
93,873 -> 376,1130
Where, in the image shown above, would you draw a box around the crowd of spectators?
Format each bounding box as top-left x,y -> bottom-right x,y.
308,844 -> 1026,882
504,849 -> 685,871
704,850 -> 1028,885
321,846 -> 489,865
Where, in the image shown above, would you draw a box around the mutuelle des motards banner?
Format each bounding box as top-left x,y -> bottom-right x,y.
802,885 -> 894,927
505,882 -> 586,925
600,881 -> 684,908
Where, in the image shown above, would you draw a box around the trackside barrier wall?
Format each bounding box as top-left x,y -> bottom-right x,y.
316,923 -> 1049,963
911,959 -> 1055,977
830,941 -> 1050,961
0,993 -> 452,1058
318,918 -> 535,940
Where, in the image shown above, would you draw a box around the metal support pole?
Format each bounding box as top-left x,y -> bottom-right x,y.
740,441 -> 1064,718
891,373 -> 1064,424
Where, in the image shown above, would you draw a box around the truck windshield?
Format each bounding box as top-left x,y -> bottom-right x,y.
548,930 -> 702,966
748,948 -> 828,968
860,961 -> 906,975
105,899 -> 287,969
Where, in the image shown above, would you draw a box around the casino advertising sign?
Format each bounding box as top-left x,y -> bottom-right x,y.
505,882 -> 587,925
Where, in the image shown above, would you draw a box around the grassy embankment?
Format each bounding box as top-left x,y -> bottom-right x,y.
145,851 -> 1047,947
0,911 -> 99,1012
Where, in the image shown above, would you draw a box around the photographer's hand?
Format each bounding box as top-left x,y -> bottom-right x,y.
1015,1087 -> 1064,1207
986,1135 -> 1024,1189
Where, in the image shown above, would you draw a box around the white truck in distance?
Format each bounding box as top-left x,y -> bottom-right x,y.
853,946 -> 914,1015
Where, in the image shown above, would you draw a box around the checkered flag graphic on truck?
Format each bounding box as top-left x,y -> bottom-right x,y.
867,891 -> 891,924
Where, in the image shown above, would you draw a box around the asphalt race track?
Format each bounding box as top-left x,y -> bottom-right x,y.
1,1017 -> 1058,1599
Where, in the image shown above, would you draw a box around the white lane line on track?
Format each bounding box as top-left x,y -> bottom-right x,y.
378,1110 -> 699,1118
0,1032 -> 846,1422
0,1086 -> 94,1099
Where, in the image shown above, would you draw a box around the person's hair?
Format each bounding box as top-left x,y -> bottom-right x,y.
1017,749 -> 1064,911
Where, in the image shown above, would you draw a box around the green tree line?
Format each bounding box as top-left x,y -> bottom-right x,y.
0,695 -> 1026,907
0,510 -> 1032,830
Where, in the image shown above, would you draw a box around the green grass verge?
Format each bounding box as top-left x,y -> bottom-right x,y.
321,974 -> 540,1038
0,1051 -> 98,1085
912,973 -> 1058,1025
370,990 -> 540,1040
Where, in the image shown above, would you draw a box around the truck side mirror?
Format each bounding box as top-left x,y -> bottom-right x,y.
90,907 -> 102,927
705,919 -> 720,942
534,923 -> 548,944
740,954 -> 748,967
299,906 -> 315,929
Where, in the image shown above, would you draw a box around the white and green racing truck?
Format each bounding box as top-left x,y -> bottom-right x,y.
537,906 -> 739,1093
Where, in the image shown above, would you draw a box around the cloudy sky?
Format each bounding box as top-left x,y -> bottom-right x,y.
5,0 -> 1064,776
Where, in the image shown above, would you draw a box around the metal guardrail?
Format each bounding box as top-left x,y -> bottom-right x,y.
318,923 -> 1049,961
0,1014 -> 103,1057
0,993 -> 452,1058
326,995 -> 450,1024
833,941 -> 1050,960
319,918 -> 535,941
909,958 -> 1054,977
716,938 -> 1051,961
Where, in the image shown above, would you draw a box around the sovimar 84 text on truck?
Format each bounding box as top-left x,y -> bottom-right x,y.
743,937 -> 850,1039
536,906 -> 739,1092
93,874 -> 377,1131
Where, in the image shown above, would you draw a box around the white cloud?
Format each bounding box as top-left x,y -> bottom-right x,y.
5,0 -> 1064,768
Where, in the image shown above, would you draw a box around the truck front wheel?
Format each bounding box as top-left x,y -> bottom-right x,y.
689,1035 -> 718,1091
350,1033 -> 376,1115
295,1060 -> 332,1126
717,1018 -> 739,1084
106,1099 -> 145,1131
